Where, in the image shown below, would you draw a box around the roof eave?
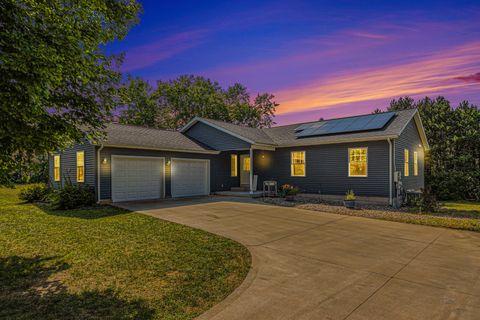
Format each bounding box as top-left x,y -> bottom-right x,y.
101,144 -> 221,155
275,135 -> 399,148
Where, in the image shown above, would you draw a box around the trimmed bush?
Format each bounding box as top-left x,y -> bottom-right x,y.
48,183 -> 95,210
18,183 -> 50,202
416,187 -> 439,213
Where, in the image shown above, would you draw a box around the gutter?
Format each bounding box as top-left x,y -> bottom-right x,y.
97,144 -> 104,203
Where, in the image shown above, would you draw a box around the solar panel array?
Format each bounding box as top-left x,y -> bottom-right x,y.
295,112 -> 396,138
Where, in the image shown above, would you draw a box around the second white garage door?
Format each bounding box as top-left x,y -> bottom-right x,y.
171,158 -> 210,198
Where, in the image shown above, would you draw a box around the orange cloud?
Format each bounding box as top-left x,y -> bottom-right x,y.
275,41 -> 480,114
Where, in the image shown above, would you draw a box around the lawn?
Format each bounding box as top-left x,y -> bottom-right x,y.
441,201 -> 480,215
0,187 -> 251,320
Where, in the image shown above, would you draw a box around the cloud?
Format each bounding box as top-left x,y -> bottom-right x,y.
454,72 -> 480,83
274,41 -> 480,114
121,29 -> 209,72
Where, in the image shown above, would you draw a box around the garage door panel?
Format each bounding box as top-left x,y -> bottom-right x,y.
171,159 -> 209,198
112,157 -> 164,202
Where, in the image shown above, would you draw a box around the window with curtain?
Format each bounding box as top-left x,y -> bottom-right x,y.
231,154 -> 238,177
348,148 -> 367,177
414,151 -> 418,176
54,155 -> 60,182
291,151 -> 306,176
404,149 -> 409,177
77,151 -> 85,182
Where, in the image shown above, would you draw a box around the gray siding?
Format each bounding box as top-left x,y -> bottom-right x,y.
49,142 -> 96,190
184,122 -> 251,150
394,120 -> 425,191
254,140 -> 390,197
99,147 -> 239,200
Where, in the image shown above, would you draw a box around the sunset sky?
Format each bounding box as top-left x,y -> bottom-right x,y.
106,0 -> 480,125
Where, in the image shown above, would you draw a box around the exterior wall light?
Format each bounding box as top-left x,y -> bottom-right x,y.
102,157 -> 108,164
167,160 -> 171,166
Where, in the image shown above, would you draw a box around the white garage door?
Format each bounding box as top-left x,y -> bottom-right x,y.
171,158 -> 210,197
111,156 -> 164,202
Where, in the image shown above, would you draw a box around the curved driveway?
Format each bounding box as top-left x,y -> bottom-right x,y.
118,198 -> 480,320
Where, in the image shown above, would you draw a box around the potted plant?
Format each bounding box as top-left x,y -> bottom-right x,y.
344,190 -> 356,209
281,184 -> 300,201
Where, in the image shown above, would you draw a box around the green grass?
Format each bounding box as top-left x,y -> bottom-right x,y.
0,187 -> 251,320
441,201 -> 480,214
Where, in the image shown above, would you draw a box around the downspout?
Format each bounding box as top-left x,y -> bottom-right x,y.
249,147 -> 254,194
97,144 -> 104,203
387,139 -> 393,206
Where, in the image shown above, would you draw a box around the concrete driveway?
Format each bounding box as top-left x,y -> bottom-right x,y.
118,198 -> 480,320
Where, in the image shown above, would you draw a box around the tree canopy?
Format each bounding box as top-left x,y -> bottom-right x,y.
387,97 -> 480,200
118,75 -> 278,130
0,0 -> 141,185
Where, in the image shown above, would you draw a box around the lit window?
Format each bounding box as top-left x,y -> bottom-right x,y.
414,151 -> 418,176
291,151 -> 306,177
77,151 -> 85,182
231,154 -> 238,177
243,157 -> 250,171
348,148 -> 367,177
404,149 -> 409,177
54,155 -> 60,182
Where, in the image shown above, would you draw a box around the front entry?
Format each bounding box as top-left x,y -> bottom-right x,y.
240,154 -> 250,187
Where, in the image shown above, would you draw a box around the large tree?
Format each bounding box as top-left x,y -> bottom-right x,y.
388,96 -> 480,200
0,0 -> 141,185
119,75 -> 278,130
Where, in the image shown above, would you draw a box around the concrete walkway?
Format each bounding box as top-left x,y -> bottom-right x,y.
117,197 -> 480,320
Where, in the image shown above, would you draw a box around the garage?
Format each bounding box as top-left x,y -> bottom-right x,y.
171,158 -> 210,198
111,156 -> 165,202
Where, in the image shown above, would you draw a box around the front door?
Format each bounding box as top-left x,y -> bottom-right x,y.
240,154 -> 250,186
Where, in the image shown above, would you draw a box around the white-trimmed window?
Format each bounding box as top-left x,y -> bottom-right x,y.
54,155 -> 61,182
231,154 -> 238,177
348,148 -> 367,177
404,149 -> 409,177
414,151 -> 418,176
291,151 -> 306,177
76,151 -> 85,182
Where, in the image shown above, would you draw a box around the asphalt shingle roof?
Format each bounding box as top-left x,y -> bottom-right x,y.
263,109 -> 417,146
101,124 -> 216,153
101,109 -> 419,152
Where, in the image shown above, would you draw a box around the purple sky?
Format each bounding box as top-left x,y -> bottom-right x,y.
106,0 -> 480,125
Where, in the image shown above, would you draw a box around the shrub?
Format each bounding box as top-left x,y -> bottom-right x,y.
48,183 -> 95,210
344,190 -> 356,201
18,183 -> 51,202
416,187 -> 439,213
280,184 -> 300,196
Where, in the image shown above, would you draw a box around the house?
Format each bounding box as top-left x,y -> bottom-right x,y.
49,108 -> 429,205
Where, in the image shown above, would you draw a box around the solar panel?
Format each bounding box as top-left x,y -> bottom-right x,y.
295,112 -> 395,138
295,123 -> 313,132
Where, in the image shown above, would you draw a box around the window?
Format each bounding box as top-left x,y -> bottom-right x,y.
404,149 -> 409,177
414,151 -> 418,176
348,148 -> 367,177
243,157 -> 251,171
54,155 -> 60,182
231,154 -> 238,177
76,151 -> 85,182
291,151 -> 306,176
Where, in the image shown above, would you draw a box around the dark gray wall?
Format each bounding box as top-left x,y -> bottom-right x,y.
184,122 -> 251,151
49,142 -> 96,190
394,119 -> 425,191
98,147 -> 240,200
254,140 -> 390,197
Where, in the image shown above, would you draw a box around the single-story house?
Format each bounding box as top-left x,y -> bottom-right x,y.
49,108 -> 429,205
